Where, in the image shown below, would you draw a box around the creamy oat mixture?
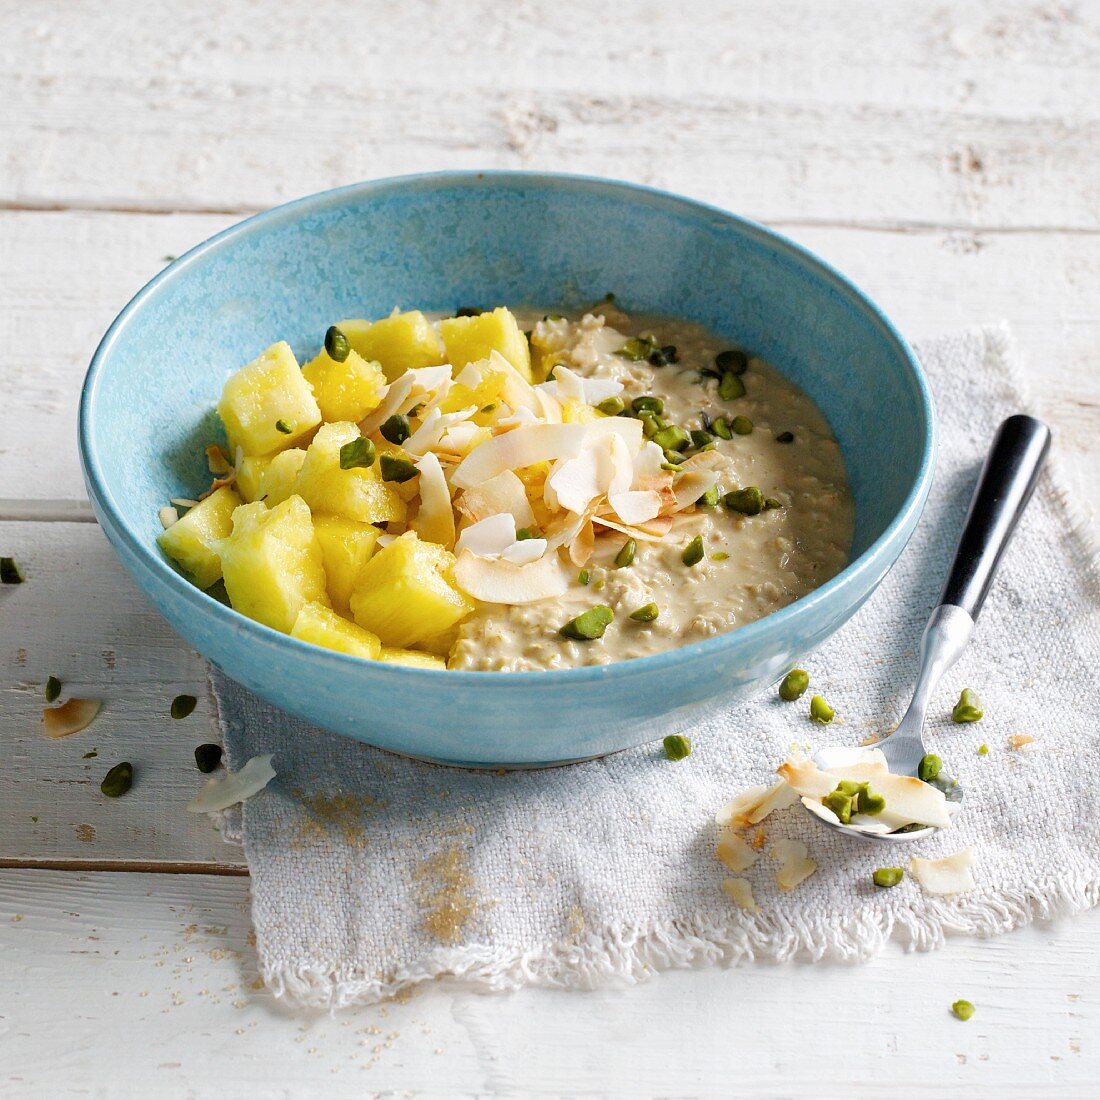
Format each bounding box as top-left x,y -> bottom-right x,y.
449,303 -> 853,671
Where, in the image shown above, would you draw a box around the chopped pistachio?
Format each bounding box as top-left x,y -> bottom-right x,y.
724,487 -> 765,515
578,569 -> 590,586
977,743 -> 989,756
380,414 -> 411,445
872,867 -> 904,889
951,1000 -> 975,1021
822,789 -> 853,824
379,454 -> 418,483
763,496 -> 783,510
631,395 -> 665,417
917,753 -> 942,781
82,750 -> 97,759
715,348 -> 749,375
663,733 -> 692,761
718,372 -> 746,401
615,538 -> 637,568
776,431 -> 795,444
731,415 -> 753,436
339,435 -> 376,470
195,743 -> 223,773
596,396 -> 625,416
711,551 -> 730,561
171,694 -> 197,720
711,417 -> 733,440
324,325 -> 350,362
952,688 -> 983,723
630,602 -> 659,622
697,485 -> 721,507
560,605 -> 614,641
616,337 -> 658,361
810,694 -> 835,724
779,669 -> 809,701
682,535 -> 705,567
100,762 -> 134,798
1,557 -> 24,584
516,526 -> 542,541
45,676 -> 62,704
275,419 -> 293,434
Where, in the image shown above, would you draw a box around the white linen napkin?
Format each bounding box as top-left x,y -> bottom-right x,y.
212,325 -> 1100,1008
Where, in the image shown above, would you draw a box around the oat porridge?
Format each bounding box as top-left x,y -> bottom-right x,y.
157,299 -> 852,672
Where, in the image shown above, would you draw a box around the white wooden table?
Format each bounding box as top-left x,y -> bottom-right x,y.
3,2 -> 1099,1095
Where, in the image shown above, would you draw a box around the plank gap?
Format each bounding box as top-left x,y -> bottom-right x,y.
0,857 -> 249,875
0,499 -> 97,523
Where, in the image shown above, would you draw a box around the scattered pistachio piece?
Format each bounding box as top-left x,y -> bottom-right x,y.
578,568 -> 590,586
663,734 -> 691,761
324,325 -> 350,362
978,743 -> 989,755
380,414 -> 411,445
723,487 -> 765,515
379,454 -> 418,483
809,694 -> 835,724
951,999 -> 975,1021
711,551 -> 730,561
917,753 -> 942,781
339,435 -> 376,471
101,762 -> 134,798
275,419 -> 293,435
872,867 -> 905,888
44,676 -> 62,703
731,415 -> 753,436
195,743 -> 224,773
776,431 -> 795,444
697,485 -> 720,507
952,688 -> 983,723
171,694 -> 197,720
1,556 -> 24,584
560,605 -> 614,641
682,535 -> 705,567
718,372 -> 746,401
779,669 -> 809,702
615,538 -> 637,568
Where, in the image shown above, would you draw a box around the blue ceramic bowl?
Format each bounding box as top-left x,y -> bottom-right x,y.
80,172 -> 935,767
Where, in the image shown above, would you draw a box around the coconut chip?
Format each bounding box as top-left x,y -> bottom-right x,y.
42,698 -> 102,739
456,470 -> 536,528
456,513 -> 516,558
1008,733 -> 1036,750
205,444 -> 232,476
411,452 -> 456,549
186,754 -> 277,814
771,838 -> 818,892
158,505 -> 179,529
909,848 -> 976,896
716,830 -> 759,873
453,549 -> 569,604
715,780 -> 798,829
722,878 -> 759,913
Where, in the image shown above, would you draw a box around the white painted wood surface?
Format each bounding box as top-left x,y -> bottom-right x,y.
2,0 -> 1099,1095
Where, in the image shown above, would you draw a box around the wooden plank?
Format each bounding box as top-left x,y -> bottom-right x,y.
0,520 -> 240,867
3,868 -> 1100,1097
2,1 -> 1099,227
3,209 -> 1098,513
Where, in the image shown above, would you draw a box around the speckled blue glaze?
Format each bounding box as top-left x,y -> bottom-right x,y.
79,173 -> 935,767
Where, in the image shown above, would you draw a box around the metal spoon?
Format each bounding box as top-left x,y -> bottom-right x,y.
808,414 -> 1051,843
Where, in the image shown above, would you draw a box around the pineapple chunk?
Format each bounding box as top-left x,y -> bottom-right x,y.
440,307 -> 532,381
236,449 -> 308,506
290,601 -> 381,659
302,347 -> 386,423
349,531 -> 476,648
217,341 -> 322,456
339,311 -> 445,382
294,422 -> 405,524
220,496 -> 328,633
313,515 -> 381,614
377,646 -> 446,671
439,366 -> 507,416
561,398 -> 602,424
157,486 -> 241,589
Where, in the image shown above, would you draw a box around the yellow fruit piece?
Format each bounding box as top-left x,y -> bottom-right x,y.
290,601 -> 381,659
235,449 -> 308,505
294,422 -> 406,525
217,341 -> 322,457
561,398 -> 602,424
302,347 -> 386,423
339,311 -> 445,382
157,486 -> 241,589
313,515 -> 381,614
440,308 -> 532,381
440,368 -> 507,417
377,646 -> 446,671
220,496 -> 329,633
350,531 -> 476,648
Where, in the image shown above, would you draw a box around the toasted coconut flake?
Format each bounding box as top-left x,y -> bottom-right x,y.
816,746 -> 889,771
457,470 -> 536,528
910,848 -> 976,896
187,754 -> 276,814
716,830 -> 759,873
42,697 -> 102,739
456,513 -> 516,558
169,497 -> 200,510
205,444 -> 232,476
772,838 -> 818,892
776,754 -> 837,799
549,448 -> 607,515
159,505 -> 179,529
406,407 -> 476,457
722,877 -> 759,913
668,470 -> 718,512
198,471 -> 237,501
1008,733 -> 1035,750
715,780 -> 797,829
502,538 -> 547,565
411,452 -> 456,549
590,514 -> 671,543
538,365 -> 623,406
608,490 -> 662,525
361,365 -> 452,434
498,405 -> 540,427
569,518 -> 595,566
633,441 -> 667,482
451,424 -> 588,488
453,549 -> 570,604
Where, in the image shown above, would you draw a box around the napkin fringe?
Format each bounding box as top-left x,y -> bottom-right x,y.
260,868 -> 1100,1010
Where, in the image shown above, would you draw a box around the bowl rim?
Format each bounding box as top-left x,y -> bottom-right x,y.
79,169 -> 937,686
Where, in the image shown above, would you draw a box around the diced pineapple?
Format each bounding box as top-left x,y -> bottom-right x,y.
439,366 -> 507,416
313,515 -> 381,614
220,496 -> 329,633
440,307 -> 532,382
259,449 -> 308,506
349,531 -> 476,648
217,342 -> 322,457
561,398 -> 602,424
377,646 -> 447,671
290,601 -> 381,659
157,486 -> 241,589
339,311 -> 446,382
294,422 -> 406,525
235,457 -> 267,503
302,347 -> 386,423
